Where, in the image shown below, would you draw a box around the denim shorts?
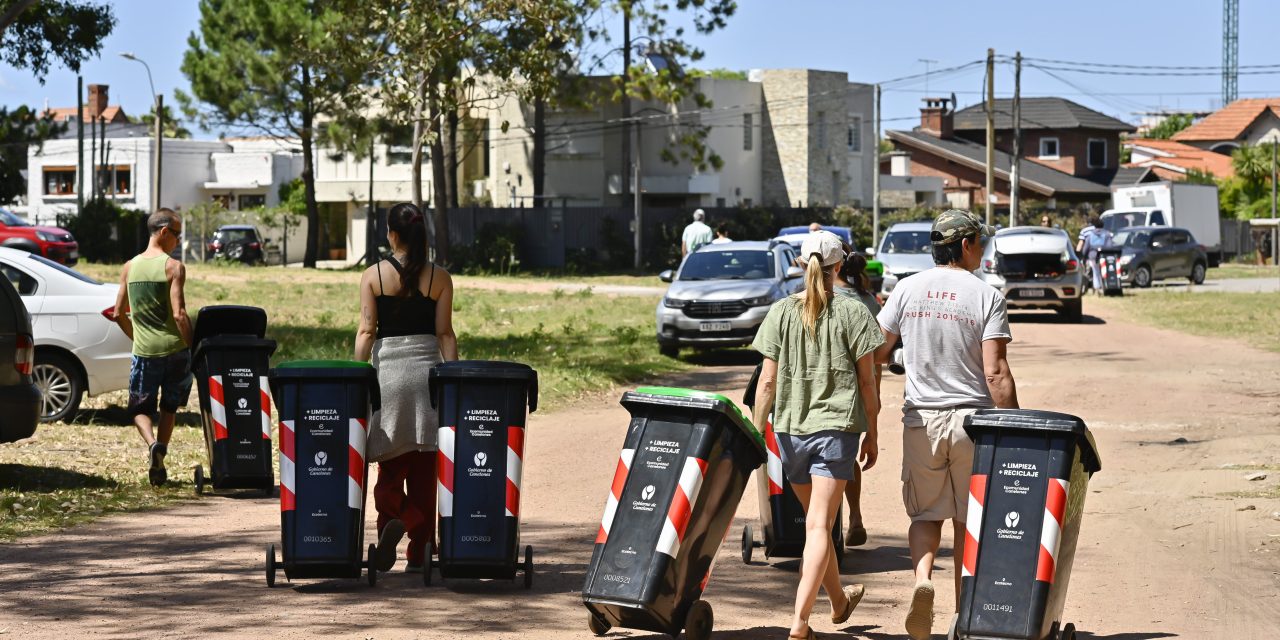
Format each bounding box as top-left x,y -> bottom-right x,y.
776,430 -> 861,483
128,350 -> 193,417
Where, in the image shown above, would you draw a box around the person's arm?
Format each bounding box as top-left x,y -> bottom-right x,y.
751,357 -> 778,431
114,261 -> 133,340
354,269 -> 377,362
434,269 -> 459,361
982,338 -> 1019,409
855,352 -> 879,470
873,327 -> 899,364
168,259 -> 193,348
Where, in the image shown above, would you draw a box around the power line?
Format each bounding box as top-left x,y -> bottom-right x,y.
1016,55 -> 1280,71
1022,63 -> 1280,77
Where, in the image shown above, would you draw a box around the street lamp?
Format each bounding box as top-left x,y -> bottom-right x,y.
120,52 -> 171,256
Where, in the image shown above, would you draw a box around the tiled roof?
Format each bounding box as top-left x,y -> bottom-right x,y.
953,97 -> 1135,132
887,130 -> 1113,196
40,105 -> 127,123
1171,98 -> 1280,142
1124,138 -> 1235,178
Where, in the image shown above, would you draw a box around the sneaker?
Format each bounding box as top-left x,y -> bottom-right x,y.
375,519 -> 405,571
404,562 -> 424,574
148,442 -> 168,486
905,580 -> 935,640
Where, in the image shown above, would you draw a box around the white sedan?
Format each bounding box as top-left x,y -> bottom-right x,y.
0,248 -> 132,422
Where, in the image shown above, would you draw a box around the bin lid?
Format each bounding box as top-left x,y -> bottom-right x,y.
623,386 -> 766,456
191,335 -> 278,368
964,408 -> 1101,473
270,359 -> 375,381
193,305 -> 268,348
428,360 -> 538,412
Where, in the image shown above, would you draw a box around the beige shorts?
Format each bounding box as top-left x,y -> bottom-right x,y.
901,407 -> 979,523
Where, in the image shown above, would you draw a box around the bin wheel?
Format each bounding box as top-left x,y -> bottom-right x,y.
366,543 -> 378,586
587,612 -> 610,636
422,541 -> 433,586
1060,623 -> 1077,640
194,466 -> 204,496
265,543 -> 277,588
683,599 -> 713,640
741,525 -> 753,564
946,612 -> 959,640
523,545 -> 534,589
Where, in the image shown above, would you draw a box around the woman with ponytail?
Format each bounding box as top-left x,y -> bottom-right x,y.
355,202 -> 458,574
751,230 -> 884,639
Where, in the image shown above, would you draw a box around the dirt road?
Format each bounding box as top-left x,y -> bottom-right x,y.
1,305 -> 1278,639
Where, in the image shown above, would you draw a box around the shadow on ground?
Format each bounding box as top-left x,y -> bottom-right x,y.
0,463 -> 117,492
1008,311 -> 1107,325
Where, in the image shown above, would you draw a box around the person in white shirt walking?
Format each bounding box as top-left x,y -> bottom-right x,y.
681,209 -> 714,256
1076,217 -> 1114,294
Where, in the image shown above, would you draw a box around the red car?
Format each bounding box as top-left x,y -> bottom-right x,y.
0,209 -> 79,266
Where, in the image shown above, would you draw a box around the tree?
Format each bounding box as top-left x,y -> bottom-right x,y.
0,105 -> 65,204
1146,113 -> 1195,140
128,104 -> 192,139
258,178 -> 307,264
187,199 -> 228,262
0,0 -> 115,80
181,0 -> 378,268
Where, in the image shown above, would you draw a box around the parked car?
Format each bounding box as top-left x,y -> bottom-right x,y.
0,248 -> 132,422
0,208 -> 79,266
208,225 -> 268,264
980,227 -> 1085,322
1111,226 -> 1209,288
656,240 -> 803,357
0,270 -> 39,442
872,222 -> 935,297
1103,181 -> 1221,265
773,225 -> 852,252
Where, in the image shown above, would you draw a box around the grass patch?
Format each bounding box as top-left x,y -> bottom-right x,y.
0,424 -> 205,541
1094,291 -> 1280,352
1209,264 -> 1280,280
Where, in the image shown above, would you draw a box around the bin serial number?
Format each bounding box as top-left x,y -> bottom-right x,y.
303,535 -> 333,543
982,603 -> 1014,613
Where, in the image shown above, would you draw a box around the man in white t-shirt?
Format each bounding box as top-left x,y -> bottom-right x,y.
1076,216 -> 1114,293
875,209 -> 1019,640
681,209 -> 714,256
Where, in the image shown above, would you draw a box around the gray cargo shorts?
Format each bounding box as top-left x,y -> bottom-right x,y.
776,429 -> 861,483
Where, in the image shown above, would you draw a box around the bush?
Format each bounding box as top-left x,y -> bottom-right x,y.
451,222 -> 521,275
63,200 -> 145,262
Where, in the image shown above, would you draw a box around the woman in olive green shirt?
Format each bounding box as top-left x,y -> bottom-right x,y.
752,230 -> 883,640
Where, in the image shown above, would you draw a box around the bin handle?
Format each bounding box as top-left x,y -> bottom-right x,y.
528,372 -> 539,413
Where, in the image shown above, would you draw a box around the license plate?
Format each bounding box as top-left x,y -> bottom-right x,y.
68,251 -> 79,260
699,321 -> 732,332
1018,289 -> 1046,298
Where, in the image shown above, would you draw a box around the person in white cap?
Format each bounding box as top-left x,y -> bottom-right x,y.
680,209 -> 714,257
752,230 -> 883,640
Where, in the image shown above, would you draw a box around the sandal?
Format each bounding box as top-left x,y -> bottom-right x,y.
832,583 -> 866,624
787,625 -> 816,640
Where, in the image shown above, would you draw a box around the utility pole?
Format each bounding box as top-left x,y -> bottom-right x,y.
76,76 -> 83,217
620,7 -> 632,211
1011,51 -> 1022,227
154,94 -> 164,213
985,48 -> 995,225
872,83 -> 881,252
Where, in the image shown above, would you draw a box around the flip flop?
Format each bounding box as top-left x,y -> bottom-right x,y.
832,583 -> 866,624
786,625 -> 816,640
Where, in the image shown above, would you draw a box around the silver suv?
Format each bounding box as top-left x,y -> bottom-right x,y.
873,222 -> 935,296
979,226 -> 1085,322
656,241 -> 803,357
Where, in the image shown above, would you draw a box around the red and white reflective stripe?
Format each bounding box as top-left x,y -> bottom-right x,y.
1037,478 -> 1070,583
279,419 -> 296,512
259,376 -> 272,440
505,426 -> 524,518
595,448 -> 635,544
347,418 -> 367,510
764,416 -> 783,496
656,457 -> 708,558
209,376 -> 228,440
962,473 -> 987,578
437,426 -> 457,518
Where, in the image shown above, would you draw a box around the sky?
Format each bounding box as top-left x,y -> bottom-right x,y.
2,0 -> 1279,137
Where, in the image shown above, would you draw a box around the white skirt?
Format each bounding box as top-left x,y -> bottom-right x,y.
368,334 -> 442,462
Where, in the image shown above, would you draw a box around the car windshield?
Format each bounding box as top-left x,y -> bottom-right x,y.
0,210 -> 31,227
880,230 -> 931,254
28,253 -> 101,285
214,229 -> 255,244
1103,212 -> 1145,233
1111,230 -> 1151,248
680,250 -> 775,281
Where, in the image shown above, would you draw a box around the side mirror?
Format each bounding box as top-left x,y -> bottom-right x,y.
659,270 -> 675,283
785,265 -> 804,280
865,247 -> 876,257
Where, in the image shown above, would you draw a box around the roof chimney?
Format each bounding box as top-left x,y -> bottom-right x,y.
88,84 -> 108,120
919,96 -> 953,139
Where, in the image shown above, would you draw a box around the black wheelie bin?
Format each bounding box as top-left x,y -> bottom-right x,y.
264,360 -> 380,587
1097,246 -> 1123,296
191,305 -> 277,496
428,360 -> 538,588
950,409 -> 1102,640
739,363 -> 843,564
583,387 -> 767,640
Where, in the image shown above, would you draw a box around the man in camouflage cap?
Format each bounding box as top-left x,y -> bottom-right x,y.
874,209 -> 1018,639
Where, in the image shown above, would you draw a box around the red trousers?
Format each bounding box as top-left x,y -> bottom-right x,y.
373,449 -> 436,565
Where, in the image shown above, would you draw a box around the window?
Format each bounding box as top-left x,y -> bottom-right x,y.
43,167 -> 76,195
1039,137 -> 1060,159
1087,138 -> 1107,168
0,264 -> 37,295
1171,230 -> 1192,245
816,111 -> 826,149
95,165 -> 131,195
847,114 -> 862,152
743,113 -> 753,151
238,194 -> 266,210
386,125 -> 413,165
1149,210 -> 1166,226
211,194 -> 231,209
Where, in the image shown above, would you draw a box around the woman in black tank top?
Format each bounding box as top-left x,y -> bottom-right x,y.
355,203 -> 458,573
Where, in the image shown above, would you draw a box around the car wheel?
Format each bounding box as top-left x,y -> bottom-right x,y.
1059,298 -> 1083,323
659,344 -> 679,358
1133,265 -> 1153,288
33,352 -> 84,423
1189,262 -> 1206,285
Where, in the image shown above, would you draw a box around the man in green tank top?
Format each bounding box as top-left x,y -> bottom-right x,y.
112,209 -> 193,486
